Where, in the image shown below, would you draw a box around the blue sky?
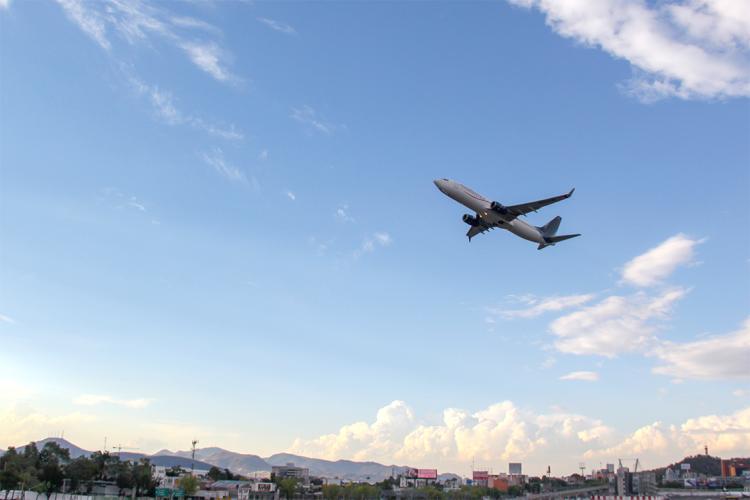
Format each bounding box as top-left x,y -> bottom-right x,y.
1,0 -> 749,476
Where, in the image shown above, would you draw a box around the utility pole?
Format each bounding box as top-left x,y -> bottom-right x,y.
191,440 -> 199,474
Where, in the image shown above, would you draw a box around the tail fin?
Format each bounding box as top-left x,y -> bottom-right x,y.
538,216 -> 561,237
537,233 -> 581,250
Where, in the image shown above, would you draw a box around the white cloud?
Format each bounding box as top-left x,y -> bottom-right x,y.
291,105 -> 339,135
0,314 -> 16,324
73,394 -> 153,409
290,400 -> 750,474
652,317 -> 750,380
586,406 -> 750,463
291,400 -> 612,474
0,0 -> 11,9
201,148 -> 250,184
0,407 -> 97,449
621,234 -> 702,287
286,191 -> 296,201
335,205 -> 355,223
180,41 -> 233,83
560,371 -> 599,382
56,0 -> 111,50
257,17 -> 297,35
506,0 -> 750,101
493,293 -> 596,319
551,287 -> 688,357
126,74 -> 242,139
55,0 -> 239,84
734,389 -> 748,397
258,150 -> 269,161
356,232 -> 393,257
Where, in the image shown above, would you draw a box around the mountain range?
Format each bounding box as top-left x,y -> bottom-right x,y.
6,438 -> 413,481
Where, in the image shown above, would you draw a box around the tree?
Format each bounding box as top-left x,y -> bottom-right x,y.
278,478 -> 299,500
179,475 -> 199,496
322,484 -> 341,500
65,456 -> 98,493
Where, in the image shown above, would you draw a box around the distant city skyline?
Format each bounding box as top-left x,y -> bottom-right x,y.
1,0 -> 748,478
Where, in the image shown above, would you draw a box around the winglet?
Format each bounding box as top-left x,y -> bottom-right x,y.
567,188 -> 575,198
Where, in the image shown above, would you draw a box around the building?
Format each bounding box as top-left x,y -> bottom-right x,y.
631,472 -> 656,495
472,471 -> 489,488
722,459 -> 750,478
616,467 -> 631,495
271,463 -> 309,486
488,475 -> 509,493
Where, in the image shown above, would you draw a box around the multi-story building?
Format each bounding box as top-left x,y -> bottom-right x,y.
271,463 -> 310,486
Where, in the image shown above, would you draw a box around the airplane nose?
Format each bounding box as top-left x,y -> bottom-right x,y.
433,179 -> 443,189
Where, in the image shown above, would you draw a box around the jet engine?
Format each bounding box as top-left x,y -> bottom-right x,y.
462,214 -> 479,226
490,201 -> 509,215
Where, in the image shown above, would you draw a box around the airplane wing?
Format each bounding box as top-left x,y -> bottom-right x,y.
505,188 -> 575,216
466,220 -> 494,241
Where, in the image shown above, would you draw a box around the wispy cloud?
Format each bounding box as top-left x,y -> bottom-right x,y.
0,0 -> 12,9
180,41 -> 234,83
355,232 -> 392,258
73,394 -> 153,409
201,148 -> 249,184
652,317 -> 750,380
0,314 -> 16,324
335,205 -> 355,223
491,293 -> 596,319
257,17 -> 296,35
55,0 -> 239,84
621,234 -> 703,287
506,0 -> 750,101
127,73 -> 243,140
258,149 -> 269,161
551,288 -> 689,357
291,105 -> 341,135
560,371 -> 599,382
286,191 -> 296,201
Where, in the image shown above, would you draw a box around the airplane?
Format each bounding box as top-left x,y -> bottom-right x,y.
433,178 -> 580,250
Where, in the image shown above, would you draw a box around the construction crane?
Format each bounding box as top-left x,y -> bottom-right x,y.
618,458 -> 640,472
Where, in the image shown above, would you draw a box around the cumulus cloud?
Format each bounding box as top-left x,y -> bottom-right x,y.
291,400 -> 597,471
551,287 -> 688,357
290,400 -> 750,474
73,394 -> 153,409
560,371 -> 599,382
492,293 -> 596,319
586,406 -> 750,464
257,17 -> 297,35
621,234 -> 702,287
652,317 -> 750,380
506,0 -> 750,101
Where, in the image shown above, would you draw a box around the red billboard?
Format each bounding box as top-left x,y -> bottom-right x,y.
417,469 -> 438,479
473,471 -> 489,481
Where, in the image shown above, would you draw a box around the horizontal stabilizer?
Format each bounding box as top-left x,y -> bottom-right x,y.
538,233 -> 581,250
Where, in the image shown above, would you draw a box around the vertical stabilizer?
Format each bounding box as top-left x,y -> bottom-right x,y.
538,216 -> 562,237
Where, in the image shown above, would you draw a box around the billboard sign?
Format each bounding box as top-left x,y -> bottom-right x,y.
473,471 -> 489,481
681,463 -> 691,471
254,483 -> 275,492
509,463 -> 522,475
417,469 -> 438,479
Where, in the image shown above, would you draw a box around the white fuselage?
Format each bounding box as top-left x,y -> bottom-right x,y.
434,179 -> 545,244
